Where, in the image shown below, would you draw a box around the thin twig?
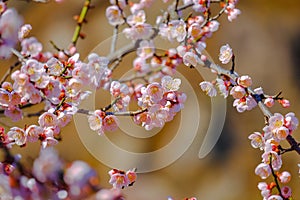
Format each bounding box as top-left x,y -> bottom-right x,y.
71,0 -> 92,46
0,61 -> 21,86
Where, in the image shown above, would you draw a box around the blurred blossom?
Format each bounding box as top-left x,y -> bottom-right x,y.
33,147 -> 63,183
64,160 -> 98,197
0,8 -> 23,59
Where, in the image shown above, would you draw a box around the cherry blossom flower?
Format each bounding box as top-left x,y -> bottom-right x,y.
38,112 -> 58,128
264,97 -> 275,108
26,125 -> 43,143
161,76 -> 181,91
230,85 -> 246,99
136,40 -> 155,59
281,186 -> 292,199
88,110 -> 105,135
278,171 -> 291,184
219,44 -> 233,64
278,99 -> 290,108
255,163 -> 271,179
248,132 -> 265,150
7,127 -> 26,146
87,53 -> 111,89
199,81 -> 217,97
103,115 -> 119,132
18,24 -> 32,40
127,10 -> 146,26
226,3 -> 241,22
109,169 -> 128,189
215,78 -> 229,98
262,151 -> 282,171
258,182 -> 271,199
106,5 -> 125,26
123,23 -> 153,40
284,112 -> 298,131
110,81 -> 129,98
0,9 -> 23,59
46,57 -> 64,76
108,168 -> 137,189
40,127 -> 58,148
145,82 -> 164,104
21,37 -> 43,58
237,75 -> 252,87
233,95 -> 257,112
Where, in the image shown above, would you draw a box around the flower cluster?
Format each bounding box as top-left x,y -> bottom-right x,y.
108,168 -> 137,189
134,76 -> 186,130
248,112 -> 299,199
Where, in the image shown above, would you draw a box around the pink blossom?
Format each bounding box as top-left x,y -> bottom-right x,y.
21,59 -> 44,82
38,112 -> 58,128
237,75 -> 252,87
88,110 -> 105,135
284,112 -> 298,131
278,171 -> 291,184
127,10 -> 146,26
248,132 -> 265,150
188,23 -> 202,39
109,169 -> 128,189
281,186 -> 292,199
106,5 -> 125,26
0,9 -> 23,59
264,97 -> 275,108
108,168 -> 137,189
110,81 -> 129,98
26,125 -> 43,143
46,57 -> 64,76
7,127 -> 26,146
18,24 -> 32,40
258,182 -> 271,198
40,127 -> 58,148
103,115 -> 119,132
33,147 -> 62,182
215,78 -> 229,98
278,99 -> 290,108
169,19 -> 187,42
146,83 -> 164,104
123,23 -> 153,40
161,76 -> 181,91
219,44 -> 233,64
133,57 -> 150,73
230,85 -> 246,99
233,95 -> 257,112
21,37 -> 43,57
199,81 -> 217,97
262,151 -> 282,171
137,40 -> 155,59
255,163 -> 271,179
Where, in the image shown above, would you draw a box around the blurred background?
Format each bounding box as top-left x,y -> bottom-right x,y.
1,0 -> 300,199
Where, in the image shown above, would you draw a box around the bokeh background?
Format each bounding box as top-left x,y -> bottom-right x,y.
1,0 -> 300,199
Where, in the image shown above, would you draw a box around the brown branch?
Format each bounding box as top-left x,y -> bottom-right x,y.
0,61 -> 21,86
